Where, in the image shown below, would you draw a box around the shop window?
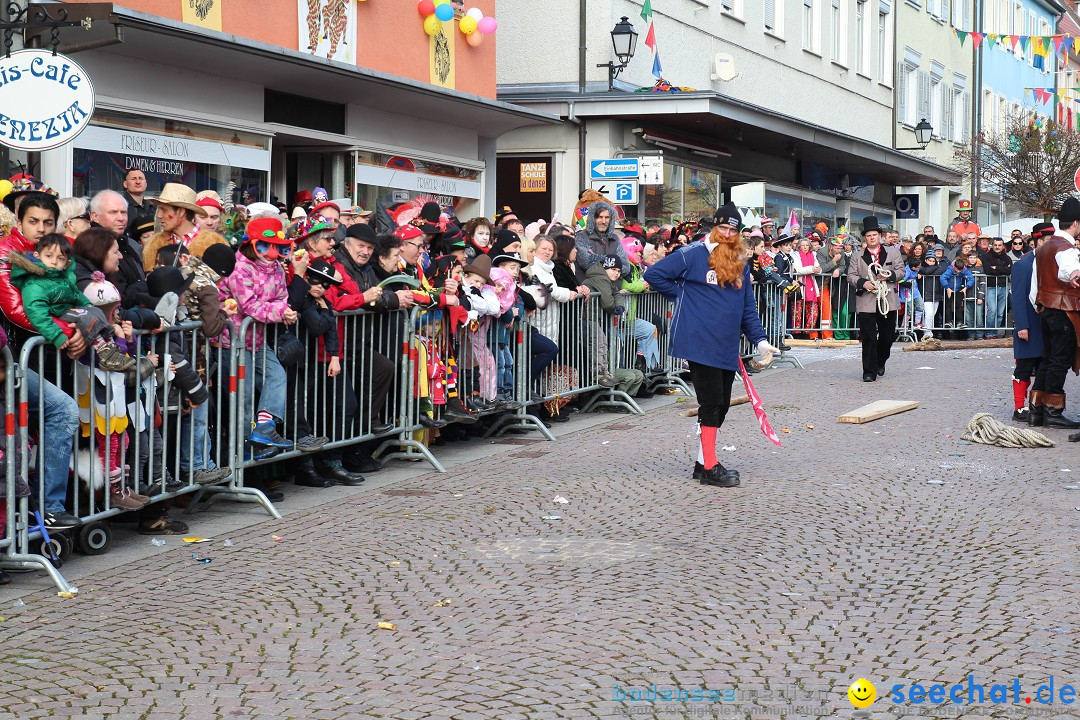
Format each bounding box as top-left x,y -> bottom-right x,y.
265,90 -> 346,135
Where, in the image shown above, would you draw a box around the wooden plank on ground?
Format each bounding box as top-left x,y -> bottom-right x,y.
903,338 -> 1012,351
838,400 -> 919,424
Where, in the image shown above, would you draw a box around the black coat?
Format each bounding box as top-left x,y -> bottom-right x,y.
551,262 -> 578,292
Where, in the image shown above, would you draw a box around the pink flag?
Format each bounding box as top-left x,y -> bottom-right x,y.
970,32 -> 983,50
738,358 -> 781,446
644,22 -> 656,51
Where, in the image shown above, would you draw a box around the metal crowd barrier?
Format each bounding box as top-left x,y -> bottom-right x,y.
754,272 -> 1016,345
1,343 -> 73,592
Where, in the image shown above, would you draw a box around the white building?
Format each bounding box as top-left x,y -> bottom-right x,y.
892,0 -> 975,239
496,0 -> 961,233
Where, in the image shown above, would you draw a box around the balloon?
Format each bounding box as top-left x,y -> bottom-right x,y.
434,3 -> 454,21
423,14 -> 442,35
433,0 -> 449,5
0,179 -> 11,201
477,16 -> 497,34
466,7 -> 483,19
459,15 -> 478,34
417,0 -> 435,16
466,31 -> 484,47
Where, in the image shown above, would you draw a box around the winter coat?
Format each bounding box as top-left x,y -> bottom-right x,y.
7,251 -> 89,348
551,261 -> 578,292
219,252 -> 289,351
643,243 -> 766,371
288,275 -> 339,361
817,248 -> 848,276
141,228 -> 228,272
0,227 -> 74,344
582,263 -> 622,314
462,283 -> 501,319
183,256 -> 229,340
573,200 -> 630,281
1011,252 -> 1044,360
918,261 -> 946,302
846,245 -> 903,314
939,264 -> 975,292
530,256 -> 576,342
72,255 -> 159,330
333,246 -> 400,313
897,266 -> 922,303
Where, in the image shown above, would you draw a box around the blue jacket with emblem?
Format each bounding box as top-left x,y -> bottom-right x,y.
643,243 -> 766,371
1010,252 -> 1044,360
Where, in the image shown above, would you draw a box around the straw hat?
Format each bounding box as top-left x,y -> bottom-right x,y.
155,183 -> 207,217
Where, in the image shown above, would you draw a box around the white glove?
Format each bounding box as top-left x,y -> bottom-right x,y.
756,339 -> 781,355
750,339 -> 780,370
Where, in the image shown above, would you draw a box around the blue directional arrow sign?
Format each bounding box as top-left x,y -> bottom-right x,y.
590,158 -> 640,179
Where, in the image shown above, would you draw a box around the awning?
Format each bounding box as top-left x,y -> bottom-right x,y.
499,90 -> 962,187
34,4 -> 560,138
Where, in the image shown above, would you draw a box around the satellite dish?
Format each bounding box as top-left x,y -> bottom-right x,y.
711,53 -> 737,82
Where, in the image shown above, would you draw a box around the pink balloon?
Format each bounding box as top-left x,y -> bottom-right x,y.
466,31 -> 484,46
477,16 -> 497,34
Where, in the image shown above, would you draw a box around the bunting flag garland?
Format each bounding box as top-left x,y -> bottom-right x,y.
956,29 -> 1080,65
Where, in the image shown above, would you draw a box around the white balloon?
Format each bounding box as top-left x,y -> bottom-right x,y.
466,7 -> 483,19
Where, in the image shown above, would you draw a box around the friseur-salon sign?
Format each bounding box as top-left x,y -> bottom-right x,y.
0,49 -> 95,151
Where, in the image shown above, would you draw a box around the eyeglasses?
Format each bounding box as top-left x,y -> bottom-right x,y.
70,213 -> 89,222
406,241 -> 424,249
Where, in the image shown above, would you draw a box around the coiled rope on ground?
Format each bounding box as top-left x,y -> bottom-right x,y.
961,413 -> 1055,448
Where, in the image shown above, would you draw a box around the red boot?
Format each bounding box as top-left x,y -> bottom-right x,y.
1012,378 -> 1030,422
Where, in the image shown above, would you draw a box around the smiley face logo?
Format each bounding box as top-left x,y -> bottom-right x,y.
847,678 -> 876,708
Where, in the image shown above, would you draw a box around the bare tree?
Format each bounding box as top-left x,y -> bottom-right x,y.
955,113 -> 1080,217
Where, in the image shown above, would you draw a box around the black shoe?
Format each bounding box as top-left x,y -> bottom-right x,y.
699,465 -> 740,487
863,373 -> 876,382
444,405 -> 478,425
418,414 -> 447,429
370,421 -> 395,435
877,367 -> 886,377
779,342 -> 791,351
1012,408 -> 1029,423
43,511 -> 82,530
692,462 -> 706,480
634,388 -> 655,399
0,569 -> 11,585
1044,408 -> 1080,429
495,399 -> 522,411
315,461 -> 365,486
1029,407 -> 1045,427
293,461 -> 335,488
263,489 -> 285,502
550,413 -> 569,423
344,455 -> 383,474
1070,431 -> 1080,442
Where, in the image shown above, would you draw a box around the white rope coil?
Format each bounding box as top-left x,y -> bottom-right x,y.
961,413 -> 1055,449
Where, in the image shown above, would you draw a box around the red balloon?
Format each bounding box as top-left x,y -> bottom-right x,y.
417,0 -> 436,17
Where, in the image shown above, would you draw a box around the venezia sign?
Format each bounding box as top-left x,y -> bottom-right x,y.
0,49 -> 95,151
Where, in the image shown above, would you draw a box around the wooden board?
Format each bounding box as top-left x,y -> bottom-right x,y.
838,400 -> 919,424
903,338 -> 1012,351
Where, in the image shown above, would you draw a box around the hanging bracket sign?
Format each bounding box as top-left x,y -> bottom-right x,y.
0,49 -> 95,152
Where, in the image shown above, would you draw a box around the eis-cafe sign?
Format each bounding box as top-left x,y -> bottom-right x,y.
0,49 -> 96,151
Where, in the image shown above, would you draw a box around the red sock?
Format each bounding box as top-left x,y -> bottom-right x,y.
700,425 -> 718,470
1013,378 -> 1030,411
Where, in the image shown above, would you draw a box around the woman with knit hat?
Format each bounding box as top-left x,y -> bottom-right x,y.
644,203 -> 779,487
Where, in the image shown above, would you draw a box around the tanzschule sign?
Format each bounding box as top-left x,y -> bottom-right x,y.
0,49 -> 95,152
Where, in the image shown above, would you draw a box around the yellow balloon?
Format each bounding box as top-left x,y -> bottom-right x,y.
433,0 -> 449,4
459,15 -> 478,34
0,179 -> 11,201
424,14 -> 442,35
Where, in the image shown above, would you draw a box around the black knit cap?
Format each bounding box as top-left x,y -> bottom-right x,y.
712,202 -> 741,230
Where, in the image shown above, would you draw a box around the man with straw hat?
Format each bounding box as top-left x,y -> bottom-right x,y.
143,183 -> 226,271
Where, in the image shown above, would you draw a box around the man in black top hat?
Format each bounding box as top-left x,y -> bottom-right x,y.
846,217 -> 902,382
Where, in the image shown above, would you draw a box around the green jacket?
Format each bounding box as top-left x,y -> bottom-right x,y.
8,251 -> 89,347
582,263 -> 622,314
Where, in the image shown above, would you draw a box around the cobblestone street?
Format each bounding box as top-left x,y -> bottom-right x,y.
1,347 -> 1078,720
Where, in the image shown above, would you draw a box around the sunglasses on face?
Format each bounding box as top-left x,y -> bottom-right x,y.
255,240 -> 292,257
1012,240 -> 1024,245
71,213 -> 90,222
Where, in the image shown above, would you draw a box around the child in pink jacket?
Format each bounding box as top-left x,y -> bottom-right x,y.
219,217 -> 297,459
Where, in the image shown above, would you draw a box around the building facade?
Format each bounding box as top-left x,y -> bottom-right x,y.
12,0 -> 553,219
496,0 -> 959,233
892,0 -> 975,238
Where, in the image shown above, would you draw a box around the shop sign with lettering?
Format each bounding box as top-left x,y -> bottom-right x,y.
0,49 -> 95,151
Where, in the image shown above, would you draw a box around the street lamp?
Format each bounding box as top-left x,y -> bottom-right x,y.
897,118 -> 934,150
597,16 -> 639,91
